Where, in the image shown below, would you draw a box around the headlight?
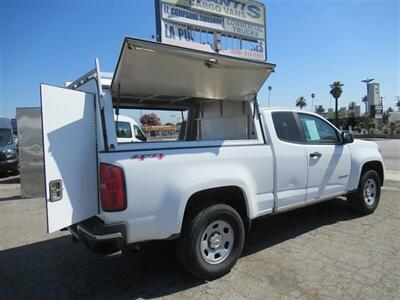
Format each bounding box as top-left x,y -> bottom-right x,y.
5,149 -> 16,158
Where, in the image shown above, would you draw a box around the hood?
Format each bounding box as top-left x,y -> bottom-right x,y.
353,139 -> 379,150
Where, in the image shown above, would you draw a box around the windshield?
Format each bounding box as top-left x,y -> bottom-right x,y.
0,129 -> 13,146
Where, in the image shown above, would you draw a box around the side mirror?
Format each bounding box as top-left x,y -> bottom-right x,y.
342,132 -> 354,144
136,135 -> 147,142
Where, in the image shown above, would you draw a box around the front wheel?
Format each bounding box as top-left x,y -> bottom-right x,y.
176,204 -> 245,280
348,169 -> 381,214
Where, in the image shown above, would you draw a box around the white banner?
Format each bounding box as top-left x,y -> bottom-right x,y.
162,0 -> 265,25
162,3 -> 225,32
161,21 -> 266,60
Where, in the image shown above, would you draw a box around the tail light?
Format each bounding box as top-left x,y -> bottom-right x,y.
100,163 -> 127,212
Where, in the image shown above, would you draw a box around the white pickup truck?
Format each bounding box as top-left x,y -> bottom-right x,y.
40,38 -> 384,279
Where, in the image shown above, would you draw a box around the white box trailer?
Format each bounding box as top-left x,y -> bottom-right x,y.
40,37 -> 384,279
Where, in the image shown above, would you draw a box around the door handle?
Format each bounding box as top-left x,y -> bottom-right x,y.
310,152 -> 322,158
49,180 -> 63,202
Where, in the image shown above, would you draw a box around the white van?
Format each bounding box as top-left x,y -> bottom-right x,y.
114,115 -> 147,143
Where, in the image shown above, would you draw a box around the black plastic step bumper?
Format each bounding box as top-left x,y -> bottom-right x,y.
68,217 -> 127,255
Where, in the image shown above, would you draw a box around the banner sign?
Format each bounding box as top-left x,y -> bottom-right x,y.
156,0 -> 267,61
162,0 -> 265,25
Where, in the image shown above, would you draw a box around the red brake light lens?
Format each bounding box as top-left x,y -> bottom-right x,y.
100,163 -> 126,212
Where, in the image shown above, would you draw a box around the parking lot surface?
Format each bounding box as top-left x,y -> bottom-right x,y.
1,176 -> 399,299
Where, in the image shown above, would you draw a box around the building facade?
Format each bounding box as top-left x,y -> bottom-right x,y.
367,83 -> 382,119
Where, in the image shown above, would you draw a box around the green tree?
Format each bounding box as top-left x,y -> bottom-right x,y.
140,113 -> 161,137
330,81 -> 344,126
358,115 -> 374,129
315,104 -> 325,114
382,107 -> 394,124
296,97 -> 307,110
389,121 -> 400,134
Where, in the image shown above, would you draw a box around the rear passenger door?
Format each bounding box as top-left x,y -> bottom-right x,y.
270,112 -> 308,209
296,113 -> 351,200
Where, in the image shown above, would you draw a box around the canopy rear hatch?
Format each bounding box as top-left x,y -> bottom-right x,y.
111,38 -> 275,109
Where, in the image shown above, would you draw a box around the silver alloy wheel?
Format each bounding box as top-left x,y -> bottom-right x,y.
364,178 -> 377,206
200,220 -> 234,265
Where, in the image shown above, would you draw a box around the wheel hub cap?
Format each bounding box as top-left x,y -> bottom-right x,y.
209,233 -> 222,249
200,220 -> 234,264
364,178 -> 376,206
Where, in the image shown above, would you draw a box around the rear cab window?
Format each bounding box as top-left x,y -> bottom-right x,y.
271,112 -> 302,143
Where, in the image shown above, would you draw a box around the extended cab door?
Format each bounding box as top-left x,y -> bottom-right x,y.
40,84 -> 98,233
269,111 -> 308,209
296,113 -> 351,200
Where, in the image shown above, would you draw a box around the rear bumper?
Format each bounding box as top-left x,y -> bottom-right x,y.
68,217 -> 127,255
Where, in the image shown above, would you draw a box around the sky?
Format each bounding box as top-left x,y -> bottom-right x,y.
1,0 -> 399,123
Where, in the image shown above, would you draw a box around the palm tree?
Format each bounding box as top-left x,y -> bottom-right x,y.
396,99 -> 400,112
315,104 -> 325,114
330,81 -> 344,126
310,93 -> 315,112
267,86 -> 272,107
362,95 -> 368,115
296,97 -> 307,110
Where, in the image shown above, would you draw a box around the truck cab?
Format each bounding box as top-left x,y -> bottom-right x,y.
39,38 -> 384,280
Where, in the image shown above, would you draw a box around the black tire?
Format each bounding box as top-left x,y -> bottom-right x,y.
176,204 -> 245,280
348,169 -> 381,215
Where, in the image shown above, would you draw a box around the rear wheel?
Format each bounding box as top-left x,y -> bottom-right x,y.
348,169 -> 381,214
176,204 -> 245,280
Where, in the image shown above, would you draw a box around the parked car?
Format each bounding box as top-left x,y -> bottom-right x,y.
40,38 -> 384,280
0,117 -> 19,175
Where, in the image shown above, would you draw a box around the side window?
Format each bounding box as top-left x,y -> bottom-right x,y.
116,121 -> 132,138
133,125 -> 147,142
271,112 -> 302,143
298,114 -> 339,144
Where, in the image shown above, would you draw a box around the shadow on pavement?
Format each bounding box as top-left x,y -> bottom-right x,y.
0,195 -> 23,202
0,198 -> 361,299
0,175 -> 20,184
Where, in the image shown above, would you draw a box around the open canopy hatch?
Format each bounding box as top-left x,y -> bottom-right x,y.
111,38 -> 275,109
